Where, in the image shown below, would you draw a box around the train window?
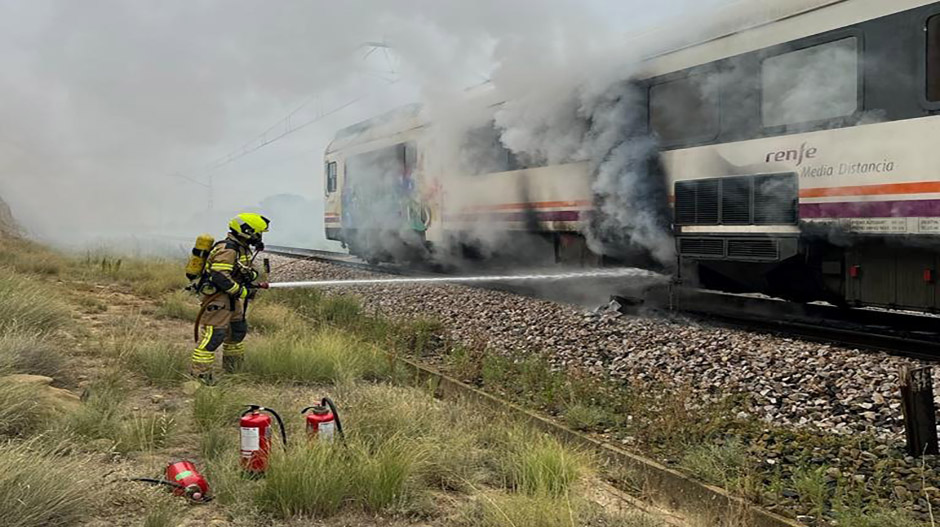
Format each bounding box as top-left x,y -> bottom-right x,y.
928,15 -> 940,101
762,37 -> 858,127
326,162 -> 337,193
459,123 -> 533,174
649,72 -> 719,145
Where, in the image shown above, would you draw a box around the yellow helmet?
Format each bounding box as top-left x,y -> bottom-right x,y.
229,213 -> 270,241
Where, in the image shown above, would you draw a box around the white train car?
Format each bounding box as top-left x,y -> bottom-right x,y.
325,0 -> 940,312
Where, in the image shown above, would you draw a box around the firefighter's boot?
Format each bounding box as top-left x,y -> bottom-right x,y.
222,342 -> 245,373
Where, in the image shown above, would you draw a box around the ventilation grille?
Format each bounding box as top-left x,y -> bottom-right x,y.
697,180 -> 719,224
721,177 -> 751,225
675,183 -> 696,224
679,238 -> 724,256
754,174 -> 798,225
675,173 -> 798,226
727,239 -> 778,260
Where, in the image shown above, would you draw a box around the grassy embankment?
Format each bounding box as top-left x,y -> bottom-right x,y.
258,283 -> 936,526
0,236 -> 659,527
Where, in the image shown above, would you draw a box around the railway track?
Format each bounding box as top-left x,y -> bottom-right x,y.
264,245 -> 940,360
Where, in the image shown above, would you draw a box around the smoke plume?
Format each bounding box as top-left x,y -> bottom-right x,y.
0,0 -> 735,252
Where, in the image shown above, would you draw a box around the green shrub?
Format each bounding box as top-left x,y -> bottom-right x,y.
351,437 -> 422,512
791,465 -> 830,515
193,383 -> 247,430
679,439 -> 750,489
256,442 -> 352,518
117,412 -> 176,453
268,288 -> 323,318
257,436 -> 423,518
248,301 -> 306,334
341,383 -> 489,492
0,270 -> 70,335
0,442 -> 95,527
63,375 -> 126,441
320,295 -> 361,325
127,341 -> 187,386
503,435 -> 586,497
563,403 -> 609,431
244,328 -> 388,384
399,318 -> 444,356
199,427 -> 236,462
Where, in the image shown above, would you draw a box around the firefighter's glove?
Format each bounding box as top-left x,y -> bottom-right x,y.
238,286 -> 250,300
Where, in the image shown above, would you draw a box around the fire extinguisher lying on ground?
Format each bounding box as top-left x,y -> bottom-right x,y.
301,397 -> 345,443
240,405 -> 287,474
130,460 -> 212,503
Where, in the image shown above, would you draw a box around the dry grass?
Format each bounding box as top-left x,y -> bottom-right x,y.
243,328 -> 390,384
502,435 -> 588,497
0,237 -> 67,276
248,300 -> 308,334
154,290 -> 199,321
117,412 -> 176,453
0,441 -> 96,527
0,330 -> 69,381
76,252 -> 186,298
456,492 -> 661,527
0,270 -> 71,335
125,341 -> 188,386
0,376 -> 53,438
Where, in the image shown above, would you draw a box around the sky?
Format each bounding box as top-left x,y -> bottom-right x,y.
0,0 -> 739,249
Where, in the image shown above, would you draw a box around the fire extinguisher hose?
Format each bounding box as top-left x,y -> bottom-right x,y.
128,477 -> 185,490
193,292 -> 224,343
321,397 -> 345,441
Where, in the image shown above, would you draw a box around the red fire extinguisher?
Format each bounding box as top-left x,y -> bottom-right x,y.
129,460 -> 212,503
300,397 -> 345,443
240,405 -> 287,474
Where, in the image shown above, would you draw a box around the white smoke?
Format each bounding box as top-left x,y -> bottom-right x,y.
0,0 -> 736,251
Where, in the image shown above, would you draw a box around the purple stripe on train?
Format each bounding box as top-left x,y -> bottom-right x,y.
800,200 -> 940,219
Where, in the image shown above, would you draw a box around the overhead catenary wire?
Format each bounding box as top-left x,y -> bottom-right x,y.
167,42 -> 401,189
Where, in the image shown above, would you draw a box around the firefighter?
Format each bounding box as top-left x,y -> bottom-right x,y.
191,213 -> 270,382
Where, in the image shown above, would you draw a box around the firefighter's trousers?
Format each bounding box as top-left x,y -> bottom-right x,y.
192,295 -> 248,374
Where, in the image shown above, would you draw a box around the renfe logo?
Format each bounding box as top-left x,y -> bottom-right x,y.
765,142 -> 818,166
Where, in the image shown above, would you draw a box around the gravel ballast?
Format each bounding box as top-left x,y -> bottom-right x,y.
268,255 -> 926,442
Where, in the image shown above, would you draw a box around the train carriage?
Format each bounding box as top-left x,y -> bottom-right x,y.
325,0 -> 940,312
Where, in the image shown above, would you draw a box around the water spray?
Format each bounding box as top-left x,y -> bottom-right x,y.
268,268 -> 664,289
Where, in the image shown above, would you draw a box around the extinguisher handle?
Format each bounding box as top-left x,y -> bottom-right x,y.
241,404 -> 262,417
299,406 -> 316,414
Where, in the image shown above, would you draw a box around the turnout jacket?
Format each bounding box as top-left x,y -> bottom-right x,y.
204,234 -> 257,300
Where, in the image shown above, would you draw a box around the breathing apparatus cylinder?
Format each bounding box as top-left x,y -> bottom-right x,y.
185,234 -> 215,281
301,397 -> 344,443
240,405 -> 287,474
